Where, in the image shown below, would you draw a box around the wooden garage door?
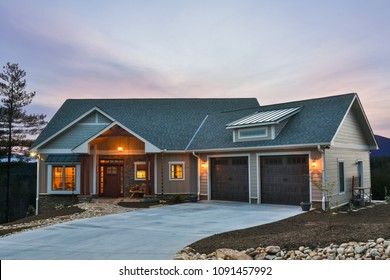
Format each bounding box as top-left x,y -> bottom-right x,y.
210,157 -> 249,202
261,155 -> 309,205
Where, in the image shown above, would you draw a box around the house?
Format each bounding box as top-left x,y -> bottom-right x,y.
30,93 -> 378,210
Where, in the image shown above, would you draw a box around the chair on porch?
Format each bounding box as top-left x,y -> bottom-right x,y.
129,183 -> 147,198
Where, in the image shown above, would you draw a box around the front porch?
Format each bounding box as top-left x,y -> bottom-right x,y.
78,124 -> 157,198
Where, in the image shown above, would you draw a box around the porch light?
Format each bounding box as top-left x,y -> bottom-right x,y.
30,151 -> 37,158
117,146 -> 123,151
311,160 -> 317,168
201,161 -> 208,169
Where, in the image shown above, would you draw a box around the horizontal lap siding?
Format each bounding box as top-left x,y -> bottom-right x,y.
42,124 -> 109,149
334,108 -> 368,146
325,148 -> 370,206
156,153 -> 196,195
250,153 -> 258,199
326,106 -> 372,206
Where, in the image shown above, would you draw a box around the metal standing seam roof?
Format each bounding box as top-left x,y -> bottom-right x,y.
226,106 -> 302,128
45,154 -> 81,163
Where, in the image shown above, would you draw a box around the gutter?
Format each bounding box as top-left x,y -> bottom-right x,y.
188,142 -> 332,153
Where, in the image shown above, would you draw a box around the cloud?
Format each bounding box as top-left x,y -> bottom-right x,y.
1,0 -> 390,137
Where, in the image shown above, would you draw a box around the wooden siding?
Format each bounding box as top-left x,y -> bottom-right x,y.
334,107 -> 368,146
249,152 -> 257,199
41,124 -> 108,150
324,147 -> 370,206
310,149 -> 323,202
80,111 -> 111,124
38,156 -> 47,193
327,104 -> 373,206
155,153 -> 197,195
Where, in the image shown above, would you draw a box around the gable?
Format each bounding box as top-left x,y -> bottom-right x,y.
39,110 -> 113,151
332,98 -> 378,149
79,111 -> 112,124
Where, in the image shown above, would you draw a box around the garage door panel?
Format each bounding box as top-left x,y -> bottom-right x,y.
211,157 -> 249,202
261,155 -> 309,205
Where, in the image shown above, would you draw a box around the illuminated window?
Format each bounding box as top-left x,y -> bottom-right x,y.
169,162 -> 185,180
107,166 -> 118,174
135,162 -> 147,180
52,166 -> 76,191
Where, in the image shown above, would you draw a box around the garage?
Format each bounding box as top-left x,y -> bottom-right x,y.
261,155 -> 309,205
210,157 -> 249,202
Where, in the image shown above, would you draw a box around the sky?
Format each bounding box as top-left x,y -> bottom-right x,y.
1,0 -> 389,137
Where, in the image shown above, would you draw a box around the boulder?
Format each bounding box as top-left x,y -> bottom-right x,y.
265,246 -> 281,254
215,248 -> 252,260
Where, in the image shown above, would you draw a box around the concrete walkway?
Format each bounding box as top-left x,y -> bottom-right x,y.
0,202 -> 302,260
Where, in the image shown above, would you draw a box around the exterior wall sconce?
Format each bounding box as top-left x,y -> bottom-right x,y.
201,161 -> 208,169
117,146 -> 123,151
311,160 -> 317,168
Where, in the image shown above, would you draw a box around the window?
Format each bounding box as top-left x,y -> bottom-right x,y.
238,127 -> 267,139
169,162 -> 185,180
135,162 -> 147,180
338,161 -> 345,193
52,166 -> 76,191
357,160 -> 364,185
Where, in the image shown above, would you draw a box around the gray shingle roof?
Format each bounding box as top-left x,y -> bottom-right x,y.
187,93 -> 359,150
33,93 -> 375,152
32,98 -> 260,150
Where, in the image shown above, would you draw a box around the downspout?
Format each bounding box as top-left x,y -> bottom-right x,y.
318,145 -> 328,211
192,152 -> 201,200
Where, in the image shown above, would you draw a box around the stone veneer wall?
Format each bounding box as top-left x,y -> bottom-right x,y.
38,194 -> 79,211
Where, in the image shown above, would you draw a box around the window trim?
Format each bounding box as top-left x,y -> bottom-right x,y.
134,161 -> 147,181
47,164 -> 81,194
338,160 -> 346,194
237,127 -> 268,140
169,161 -> 185,181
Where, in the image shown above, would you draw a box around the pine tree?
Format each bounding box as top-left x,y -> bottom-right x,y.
0,62 -> 47,221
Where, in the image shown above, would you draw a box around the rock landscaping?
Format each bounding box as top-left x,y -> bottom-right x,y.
175,238 -> 390,260
188,202 -> 390,260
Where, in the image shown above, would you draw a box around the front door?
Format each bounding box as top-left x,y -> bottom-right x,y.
99,159 -> 124,197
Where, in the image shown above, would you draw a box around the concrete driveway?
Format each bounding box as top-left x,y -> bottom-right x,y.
0,201 -> 302,260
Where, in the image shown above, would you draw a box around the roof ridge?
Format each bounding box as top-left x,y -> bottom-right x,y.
65,97 -> 258,101
259,93 -> 357,108
220,106 -> 261,113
